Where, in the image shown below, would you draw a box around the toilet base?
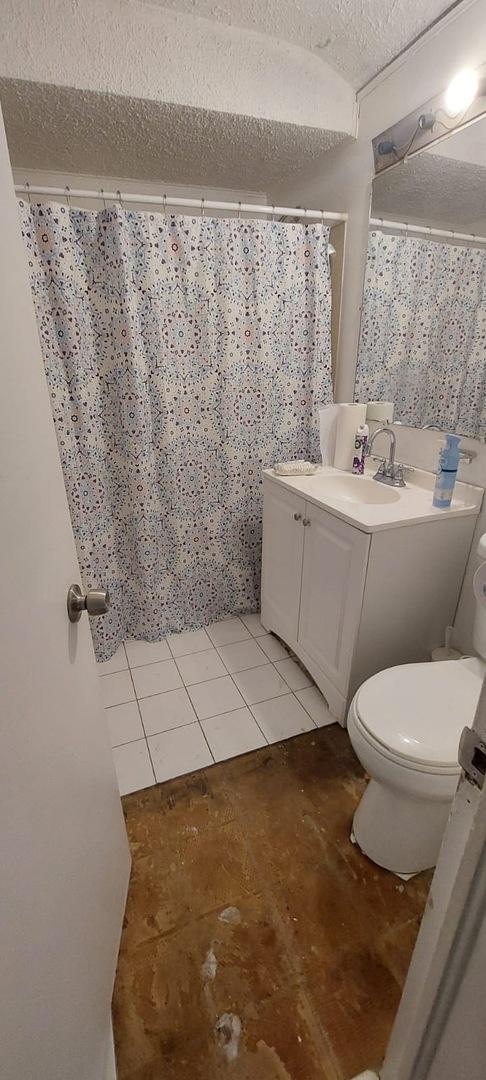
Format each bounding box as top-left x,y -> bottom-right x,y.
352,778 -> 452,877
350,829 -> 417,880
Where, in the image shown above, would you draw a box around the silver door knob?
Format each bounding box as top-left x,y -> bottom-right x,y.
67,584 -> 110,623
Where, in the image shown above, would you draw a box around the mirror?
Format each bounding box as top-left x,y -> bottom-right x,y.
356,115 -> 486,439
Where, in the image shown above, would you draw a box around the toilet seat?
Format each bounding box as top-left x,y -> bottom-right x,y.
354,659 -> 483,772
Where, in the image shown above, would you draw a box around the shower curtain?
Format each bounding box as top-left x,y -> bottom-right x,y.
20,201 -> 333,660
356,230 -> 486,437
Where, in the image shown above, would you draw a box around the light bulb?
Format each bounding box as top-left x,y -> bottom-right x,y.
444,69 -> 479,116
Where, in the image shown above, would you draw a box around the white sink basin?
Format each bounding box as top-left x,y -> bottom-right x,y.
265,465 -> 483,533
309,474 -> 401,506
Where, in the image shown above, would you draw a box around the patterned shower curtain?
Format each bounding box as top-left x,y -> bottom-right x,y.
20,201 -> 333,660
356,230 -> 486,436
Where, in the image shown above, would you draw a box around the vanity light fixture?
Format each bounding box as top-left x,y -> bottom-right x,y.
373,62 -> 486,174
444,68 -> 480,117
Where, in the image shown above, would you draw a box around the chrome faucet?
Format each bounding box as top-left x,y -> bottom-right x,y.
366,426 -> 406,487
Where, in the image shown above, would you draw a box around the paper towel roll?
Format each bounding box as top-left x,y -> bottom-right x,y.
319,404 -> 340,465
366,401 -> 395,423
333,403 -> 367,471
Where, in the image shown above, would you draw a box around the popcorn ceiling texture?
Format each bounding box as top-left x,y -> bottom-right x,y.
0,0 -> 355,133
0,78 -> 348,188
373,151 -> 486,235
147,0 -> 452,88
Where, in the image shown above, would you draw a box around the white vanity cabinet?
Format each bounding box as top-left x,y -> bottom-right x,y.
297,504 -> 369,697
261,470 -> 479,724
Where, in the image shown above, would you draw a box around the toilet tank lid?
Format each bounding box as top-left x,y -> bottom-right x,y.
355,661 -> 482,768
478,533 -> 486,560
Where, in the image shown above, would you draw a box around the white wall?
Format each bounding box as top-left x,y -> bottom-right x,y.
369,424 -> 486,653
271,0 -> 486,652
0,0 -> 356,135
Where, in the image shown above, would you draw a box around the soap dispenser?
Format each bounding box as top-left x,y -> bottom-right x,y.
433,434 -> 461,509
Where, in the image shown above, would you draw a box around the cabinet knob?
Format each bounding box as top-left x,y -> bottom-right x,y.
293,512 -> 302,521
302,518 -> 311,527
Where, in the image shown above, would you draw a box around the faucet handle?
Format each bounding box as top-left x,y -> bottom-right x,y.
395,461 -> 415,474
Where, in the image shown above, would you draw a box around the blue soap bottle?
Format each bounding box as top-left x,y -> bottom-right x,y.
433,434 -> 461,508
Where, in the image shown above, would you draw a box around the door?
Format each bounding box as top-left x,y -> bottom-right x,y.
298,503 -> 369,694
380,673 -> 486,1080
0,109 -> 130,1080
261,478 -> 306,644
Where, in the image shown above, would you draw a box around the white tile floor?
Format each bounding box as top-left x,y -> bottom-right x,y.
98,614 -> 335,796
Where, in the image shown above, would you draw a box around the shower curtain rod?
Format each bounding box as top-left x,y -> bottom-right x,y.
370,216 -> 486,246
15,183 -> 347,223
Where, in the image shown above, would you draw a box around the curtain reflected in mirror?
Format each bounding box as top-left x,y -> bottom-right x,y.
356,115 -> 486,439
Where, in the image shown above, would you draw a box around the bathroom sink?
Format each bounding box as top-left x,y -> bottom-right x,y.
265,464 -> 483,533
311,474 -> 401,505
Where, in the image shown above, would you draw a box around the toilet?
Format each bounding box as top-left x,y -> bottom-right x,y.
347,539 -> 486,878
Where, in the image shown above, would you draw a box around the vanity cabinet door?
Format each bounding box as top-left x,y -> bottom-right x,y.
298,503 -> 370,695
261,479 -> 306,644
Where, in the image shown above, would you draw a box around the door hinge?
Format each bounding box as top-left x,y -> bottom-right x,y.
459,726 -> 486,790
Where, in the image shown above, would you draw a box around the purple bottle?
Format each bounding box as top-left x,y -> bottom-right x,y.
352,423 -> 369,475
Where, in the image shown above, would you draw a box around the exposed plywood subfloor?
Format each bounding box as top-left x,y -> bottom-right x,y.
114,725 -> 431,1079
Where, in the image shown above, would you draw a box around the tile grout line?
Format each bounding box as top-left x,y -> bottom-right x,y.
222,666 -> 271,747
209,640 -> 270,745
157,631 -> 272,752
124,658 -> 157,785
169,652 -> 216,767
106,662 -> 320,730
100,615 -> 263,673
107,620 -> 324,787
166,629 -> 212,661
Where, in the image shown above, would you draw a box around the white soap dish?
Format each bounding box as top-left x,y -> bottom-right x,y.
273,461 -> 319,476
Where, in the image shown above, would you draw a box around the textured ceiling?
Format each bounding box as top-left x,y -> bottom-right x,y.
432,121 -> 486,168
146,0 -> 453,88
0,78 -> 348,189
372,129 -> 486,236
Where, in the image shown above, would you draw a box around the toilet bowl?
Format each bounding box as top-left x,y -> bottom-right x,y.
347,656 -> 484,876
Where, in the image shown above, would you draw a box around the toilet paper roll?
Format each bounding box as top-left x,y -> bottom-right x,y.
366,401 -> 395,423
333,403 -> 367,471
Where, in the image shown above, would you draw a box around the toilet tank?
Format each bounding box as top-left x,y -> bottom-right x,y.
473,533 -> 486,659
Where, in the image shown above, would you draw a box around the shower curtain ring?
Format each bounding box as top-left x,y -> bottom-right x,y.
100,188 -> 107,210
65,185 -> 71,208
200,197 -> 205,218
320,209 -> 325,227
238,201 -> 242,220
25,180 -> 31,205
116,189 -> 123,208
271,205 -> 276,222
163,193 -> 167,215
